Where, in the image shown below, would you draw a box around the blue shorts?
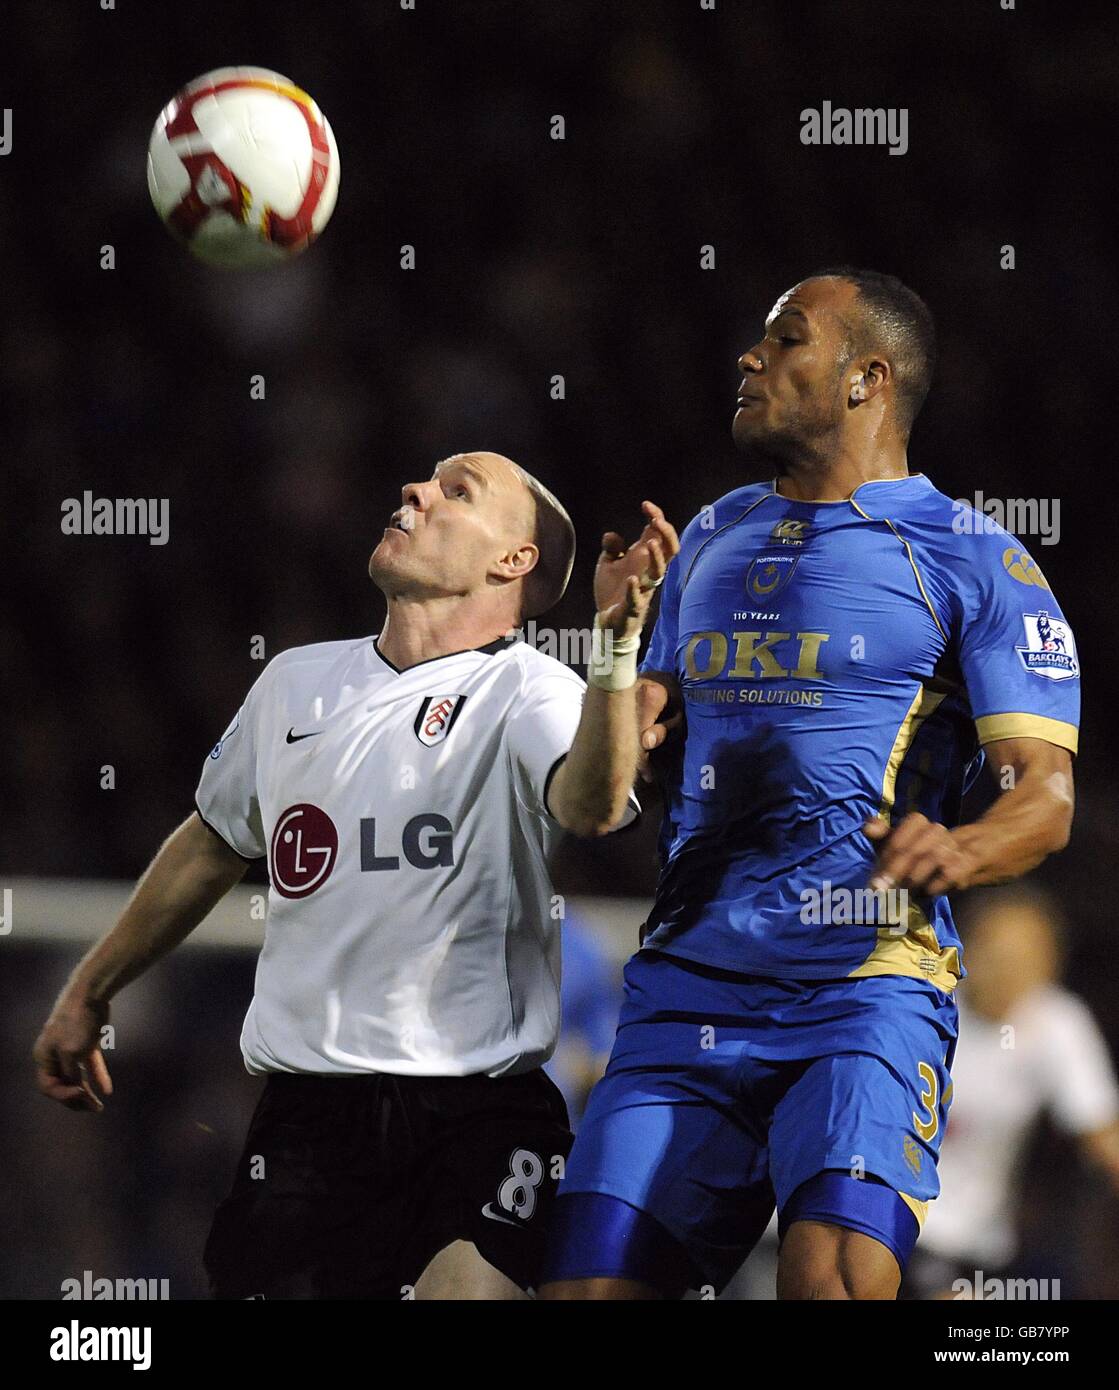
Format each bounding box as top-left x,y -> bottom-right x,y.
545,949 -> 957,1294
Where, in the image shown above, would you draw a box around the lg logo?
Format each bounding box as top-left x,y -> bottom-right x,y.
268,804 -> 455,898
270,804 -> 338,899
360,815 -> 454,871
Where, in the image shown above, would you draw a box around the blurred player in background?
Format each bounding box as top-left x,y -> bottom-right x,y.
541,269 -> 1080,1301
544,911 -> 622,1125
33,450 -> 678,1300
904,885 -> 1119,1298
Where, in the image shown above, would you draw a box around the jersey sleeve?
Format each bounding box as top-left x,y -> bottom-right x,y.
955,540 -> 1080,755
194,668 -> 269,860
507,660 -> 639,831
639,550 -> 683,677
1038,993 -> 1119,1135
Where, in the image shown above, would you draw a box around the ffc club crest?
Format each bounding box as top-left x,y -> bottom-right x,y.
413,695 -> 467,746
1016,612 -> 1079,681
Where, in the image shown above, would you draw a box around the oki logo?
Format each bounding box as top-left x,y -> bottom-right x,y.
684,629 -> 829,680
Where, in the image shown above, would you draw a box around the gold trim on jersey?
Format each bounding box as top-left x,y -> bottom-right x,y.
768,474 -> 928,505
681,492 -> 775,590
853,686 -> 961,992
848,898 -> 962,992
878,685 -> 947,825
899,1191 -> 929,1229
974,712 -> 1079,755
848,501 -> 948,641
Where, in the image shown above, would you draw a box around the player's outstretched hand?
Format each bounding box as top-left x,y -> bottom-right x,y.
33,996 -> 113,1112
637,673 -> 684,783
864,813 -> 974,897
594,500 -> 679,641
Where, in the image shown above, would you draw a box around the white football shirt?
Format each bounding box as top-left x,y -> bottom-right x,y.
196,633 -> 638,1079
922,987 -> 1119,1264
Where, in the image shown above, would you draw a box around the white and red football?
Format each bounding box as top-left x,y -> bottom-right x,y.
147,66 -> 340,269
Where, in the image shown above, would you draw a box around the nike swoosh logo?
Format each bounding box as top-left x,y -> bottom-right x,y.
481,1203 -> 525,1228
286,727 -> 323,743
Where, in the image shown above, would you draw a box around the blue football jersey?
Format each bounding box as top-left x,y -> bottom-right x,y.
640,474 -> 1079,986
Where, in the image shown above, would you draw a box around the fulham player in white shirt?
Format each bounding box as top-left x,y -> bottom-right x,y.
905,887 -> 1119,1298
33,451 -> 679,1300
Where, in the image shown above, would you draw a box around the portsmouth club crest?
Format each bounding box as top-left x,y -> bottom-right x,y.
744,518 -> 811,601
414,694 -> 467,746
745,551 -> 800,601
1016,612 -> 1079,681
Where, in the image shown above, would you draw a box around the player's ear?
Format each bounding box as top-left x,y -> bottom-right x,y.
849,359 -> 889,403
493,542 -> 539,582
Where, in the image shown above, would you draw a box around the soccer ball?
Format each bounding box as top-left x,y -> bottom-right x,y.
147,66 -> 340,269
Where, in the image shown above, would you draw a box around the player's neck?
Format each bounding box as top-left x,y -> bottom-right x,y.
377,595 -> 516,671
970,991 -> 1018,1022
776,438 -> 910,502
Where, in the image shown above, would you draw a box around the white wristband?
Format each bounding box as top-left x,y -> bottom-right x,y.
588,614 -> 640,691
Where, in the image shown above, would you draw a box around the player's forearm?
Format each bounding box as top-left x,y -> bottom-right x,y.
550,504 -> 677,835
866,739 -> 1073,896
951,763 -> 1073,887
65,812 -> 249,1005
550,683 -> 638,837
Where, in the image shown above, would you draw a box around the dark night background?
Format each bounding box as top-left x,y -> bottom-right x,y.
2,0 -> 1117,1299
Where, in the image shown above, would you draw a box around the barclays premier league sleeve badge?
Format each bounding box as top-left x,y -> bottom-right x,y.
1016,611 -> 1079,680
209,713 -> 240,758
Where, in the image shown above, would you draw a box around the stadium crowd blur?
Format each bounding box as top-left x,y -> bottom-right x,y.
3,1 -> 1117,1297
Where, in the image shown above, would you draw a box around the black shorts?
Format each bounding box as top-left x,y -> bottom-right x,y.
203,1068 -> 573,1299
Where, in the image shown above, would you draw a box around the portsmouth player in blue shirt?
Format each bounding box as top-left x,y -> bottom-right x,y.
540,268 -> 1079,1300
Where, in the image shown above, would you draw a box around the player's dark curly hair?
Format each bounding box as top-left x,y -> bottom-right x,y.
808,266 -> 937,436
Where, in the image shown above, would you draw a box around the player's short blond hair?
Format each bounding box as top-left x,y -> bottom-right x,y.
508,462 -> 576,620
